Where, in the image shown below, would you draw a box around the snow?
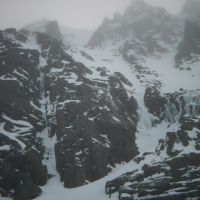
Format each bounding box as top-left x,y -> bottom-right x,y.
30,100 -> 42,111
62,60 -> 71,64
137,122 -> 168,155
92,137 -> 110,148
112,116 -> 121,122
0,122 -> 26,149
71,40 -> 200,97
13,69 -> 29,80
20,33 -> 40,50
38,128 -> 57,175
71,43 -> 143,97
59,72 -> 83,85
143,47 -> 200,94
2,114 -> 33,128
0,145 -> 10,151
0,75 -> 18,81
69,41 -> 200,161
58,99 -> 81,109
50,67 -> 64,73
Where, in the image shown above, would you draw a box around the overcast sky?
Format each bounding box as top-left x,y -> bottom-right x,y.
0,0 -> 186,30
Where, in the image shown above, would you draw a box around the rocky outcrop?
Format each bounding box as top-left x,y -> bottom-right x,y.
39,35 -> 139,187
0,147 -> 47,200
144,87 -> 200,123
175,19 -> 200,68
106,139 -> 200,199
144,87 -> 166,119
106,153 -> 200,200
105,89 -> 200,199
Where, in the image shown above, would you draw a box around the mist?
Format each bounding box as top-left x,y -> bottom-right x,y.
0,0 -> 185,30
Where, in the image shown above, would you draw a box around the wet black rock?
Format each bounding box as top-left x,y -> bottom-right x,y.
14,173 -> 42,200
0,148 -> 46,199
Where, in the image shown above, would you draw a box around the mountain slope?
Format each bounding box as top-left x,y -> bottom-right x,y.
1,0 -> 200,200
88,0 -> 181,49
0,27 -> 139,199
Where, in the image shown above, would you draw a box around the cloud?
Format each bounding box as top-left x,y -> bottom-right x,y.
0,0 -> 185,30
144,0 -> 186,14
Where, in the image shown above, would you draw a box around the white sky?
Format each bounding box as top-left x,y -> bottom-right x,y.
0,0 -> 186,30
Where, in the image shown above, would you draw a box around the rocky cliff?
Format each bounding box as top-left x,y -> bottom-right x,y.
0,28 -> 138,199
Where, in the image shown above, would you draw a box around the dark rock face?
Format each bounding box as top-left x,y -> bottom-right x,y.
23,149 -> 48,185
14,175 -> 42,200
0,149 -> 46,200
175,19 -> 200,67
